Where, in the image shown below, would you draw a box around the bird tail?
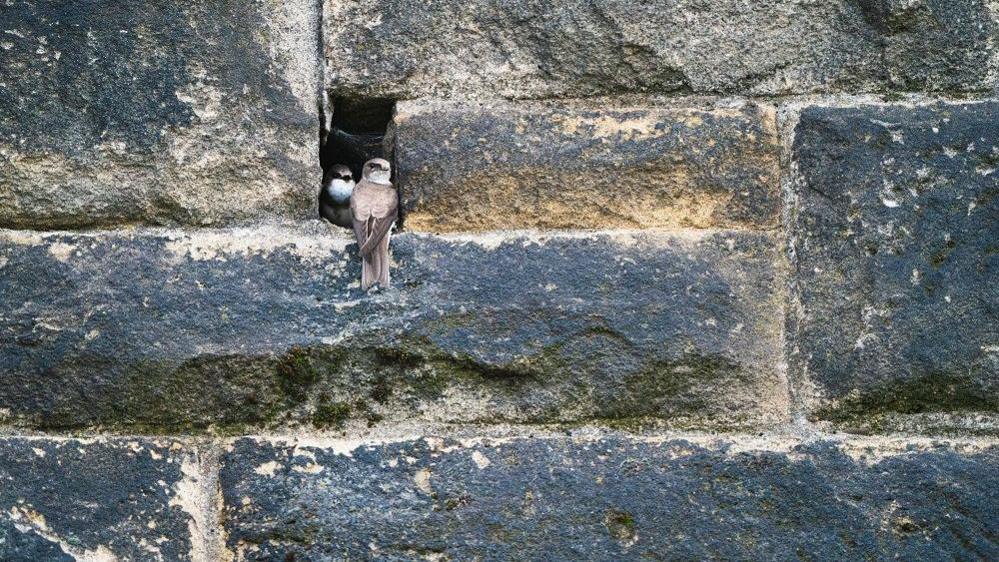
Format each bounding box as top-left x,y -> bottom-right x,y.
360,233 -> 391,290
377,233 -> 391,288
361,255 -> 379,290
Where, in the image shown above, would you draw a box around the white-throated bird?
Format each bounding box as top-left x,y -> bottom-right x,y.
319,164 -> 356,229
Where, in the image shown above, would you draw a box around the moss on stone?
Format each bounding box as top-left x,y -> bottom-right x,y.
32,329 -> 758,434
370,376 -> 392,404
276,346 -> 323,402
604,509 -> 637,542
815,371 -> 996,428
103,354 -> 292,433
312,402 -> 351,429
598,352 -> 743,420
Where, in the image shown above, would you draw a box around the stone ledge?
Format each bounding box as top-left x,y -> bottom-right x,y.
0,0 -> 320,229
788,101 -> 999,434
0,437 -> 204,561
222,432 -> 999,560
392,100 -> 780,232
325,0 -> 997,99
0,224 -> 786,431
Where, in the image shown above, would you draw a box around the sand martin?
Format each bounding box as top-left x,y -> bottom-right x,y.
350,158 -> 398,290
319,164 -> 356,229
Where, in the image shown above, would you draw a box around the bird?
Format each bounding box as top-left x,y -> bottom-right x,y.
351,158 -> 398,290
319,164 -> 356,229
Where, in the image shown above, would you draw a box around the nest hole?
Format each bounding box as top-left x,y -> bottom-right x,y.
320,96 -> 396,183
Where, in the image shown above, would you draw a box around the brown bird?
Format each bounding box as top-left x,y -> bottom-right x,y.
351,158 -> 398,290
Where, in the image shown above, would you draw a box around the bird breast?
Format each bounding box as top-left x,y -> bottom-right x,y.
353,183 -> 396,220
326,179 -> 355,203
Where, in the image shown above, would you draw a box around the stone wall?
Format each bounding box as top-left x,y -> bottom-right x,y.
1,0 -> 996,559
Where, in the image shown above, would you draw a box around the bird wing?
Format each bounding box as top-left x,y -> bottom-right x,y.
318,184 -> 337,224
351,183 -> 371,247
358,186 -> 398,258
352,182 -> 398,258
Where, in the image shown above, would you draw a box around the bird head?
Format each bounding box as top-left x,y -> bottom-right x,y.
325,164 -> 353,185
324,164 -> 355,200
363,158 -> 392,185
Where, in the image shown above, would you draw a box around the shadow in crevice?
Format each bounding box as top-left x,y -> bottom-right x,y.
320,96 -> 396,183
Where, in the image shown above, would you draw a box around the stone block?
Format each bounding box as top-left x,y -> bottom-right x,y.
0,0 -> 320,228
221,434 -> 999,560
0,438 -> 202,561
392,101 -> 780,232
0,225 -> 786,430
789,101 -> 999,433
325,0 -> 997,99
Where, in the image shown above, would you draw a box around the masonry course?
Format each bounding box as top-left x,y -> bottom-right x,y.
325,0 -> 998,100
0,226 -> 786,432
222,433 -> 999,561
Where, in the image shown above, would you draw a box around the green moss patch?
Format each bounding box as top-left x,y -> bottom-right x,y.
814,371 -> 997,434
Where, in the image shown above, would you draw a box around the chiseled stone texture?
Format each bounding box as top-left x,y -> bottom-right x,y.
0,438 -> 199,561
789,101 -> 999,434
393,100 -> 780,232
0,0 -> 319,229
0,225 -> 785,431
221,435 -> 999,560
325,0 -> 997,99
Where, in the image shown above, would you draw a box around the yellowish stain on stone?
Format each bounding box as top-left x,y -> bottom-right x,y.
253,461 -> 281,477
9,505 -> 120,561
557,113 -> 661,141
681,113 -> 704,128
413,468 -> 433,495
399,104 -> 780,233
292,463 -> 325,474
164,226 -> 350,263
47,242 -> 75,262
0,230 -> 45,245
471,450 -> 491,469
403,164 -> 753,233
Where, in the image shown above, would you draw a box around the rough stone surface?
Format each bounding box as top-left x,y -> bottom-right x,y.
0,0 -> 320,229
789,101 -> 999,433
393,101 -> 780,232
0,438 -> 198,561
325,0 -> 997,99
0,225 -> 785,431
222,435 -> 999,560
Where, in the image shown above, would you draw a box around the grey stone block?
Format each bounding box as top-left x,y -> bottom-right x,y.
789,101 -> 999,433
0,438 -> 199,561
221,435 -> 999,560
325,0 -> 997,99
0,225 -> 786,431
392,100 -> 780,232
0,0 -> 320,229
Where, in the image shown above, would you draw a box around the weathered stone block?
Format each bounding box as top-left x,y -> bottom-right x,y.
325,0 -> 997,99
0,225 -> 786,431
858,0 -> 998,91
0,438 -> 200,560
392,101 -> 780,232
0,0 -> 320,229
789,102 -> 999,433
222,435 -> 999,560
